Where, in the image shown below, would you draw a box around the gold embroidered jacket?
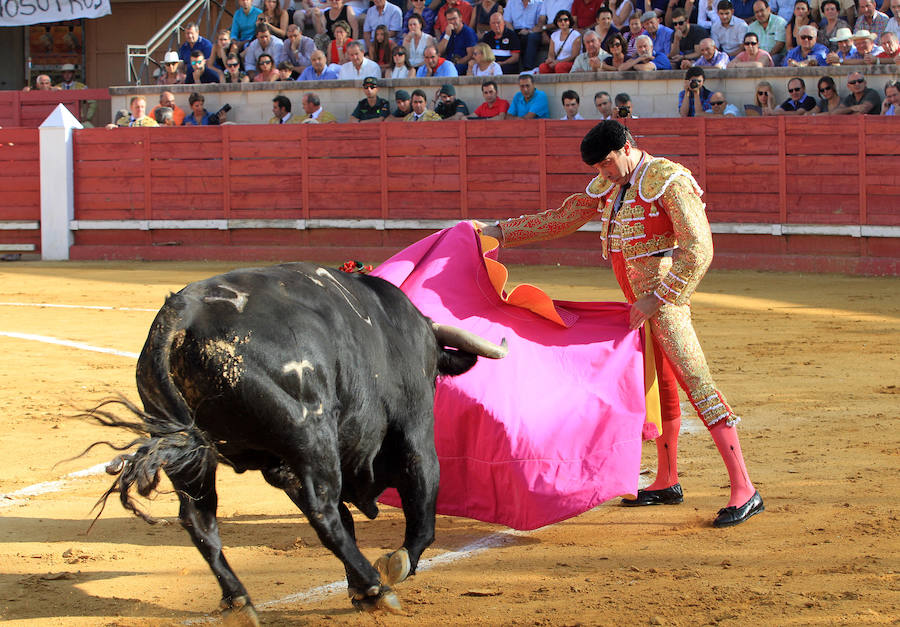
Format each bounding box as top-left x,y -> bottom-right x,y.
499,155 -> 714,307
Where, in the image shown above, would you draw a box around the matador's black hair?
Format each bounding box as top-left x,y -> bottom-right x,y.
580,120 -> 637,166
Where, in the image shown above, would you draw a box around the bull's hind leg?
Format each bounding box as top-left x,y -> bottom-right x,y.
262,460 -> 402,613
168,465 -> 259,626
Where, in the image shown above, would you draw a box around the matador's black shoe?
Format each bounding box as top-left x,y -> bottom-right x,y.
621,483 -> 684,507
712,490 -> 764,528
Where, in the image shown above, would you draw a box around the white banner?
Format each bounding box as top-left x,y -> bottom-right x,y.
0,0 -> 111,26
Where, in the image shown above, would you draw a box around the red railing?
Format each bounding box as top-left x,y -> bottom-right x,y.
0,89 -> 110,128
0,128 -> 41,254
69,117 -> 899,227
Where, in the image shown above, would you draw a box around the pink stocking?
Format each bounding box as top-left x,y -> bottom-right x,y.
646,416 -> 680,491
709,421 -> 756,507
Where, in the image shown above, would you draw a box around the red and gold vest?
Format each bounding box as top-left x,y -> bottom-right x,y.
586,156 -> 702,261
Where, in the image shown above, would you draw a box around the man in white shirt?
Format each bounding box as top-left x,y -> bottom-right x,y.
364,0 -> 403,46
559,89 -> 584,119
712,0 -> 749,57
339,41 -> 382,79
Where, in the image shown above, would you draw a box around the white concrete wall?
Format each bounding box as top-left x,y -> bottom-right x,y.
110,66 -> 900,124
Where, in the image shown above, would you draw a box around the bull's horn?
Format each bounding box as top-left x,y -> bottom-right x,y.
432,323 -> 508,359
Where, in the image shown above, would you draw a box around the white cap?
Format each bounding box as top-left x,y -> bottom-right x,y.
163,51 -> 180,64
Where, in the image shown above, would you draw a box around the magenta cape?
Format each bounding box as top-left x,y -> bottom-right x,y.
373,223 -> 648,530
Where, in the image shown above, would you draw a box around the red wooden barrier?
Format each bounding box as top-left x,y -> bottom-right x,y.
0,129 -> 41,255
0,89 -> 110,129
2,116 -> 893,272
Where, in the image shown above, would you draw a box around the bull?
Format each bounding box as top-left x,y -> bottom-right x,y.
87,262 -> 507,624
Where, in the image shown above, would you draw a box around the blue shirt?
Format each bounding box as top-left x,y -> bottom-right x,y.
508,89 -> 549,118
402,7 -> 437,35
505,0 -> 543,30
650,50 -> 671,69
650,25 -> 673,58
184,67 -> 221,84
231,7 -> 263,41
678,87 -> 712,116
298,66 -> 339,80
416,58 -> 459,77
731,0 -> 755,21
182,108 -> 220,125
446,25 -> 478,60
179,37 -> 213,68
782,43 -> 828,66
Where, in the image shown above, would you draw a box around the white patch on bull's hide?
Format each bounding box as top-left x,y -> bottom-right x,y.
202,284 -> 249,312
301,402 -> 324,420
283,359 -> 314,384
314,267 -> 372,325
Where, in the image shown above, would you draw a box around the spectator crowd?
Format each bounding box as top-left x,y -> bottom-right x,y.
104,0 -> 899,124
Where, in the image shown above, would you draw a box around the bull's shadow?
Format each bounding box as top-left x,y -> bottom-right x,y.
0,570 -> 197,622
0,507 -> 540,552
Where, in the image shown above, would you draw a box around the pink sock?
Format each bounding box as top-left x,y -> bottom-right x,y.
709,421 -> 756,507
646,417 -> 680,490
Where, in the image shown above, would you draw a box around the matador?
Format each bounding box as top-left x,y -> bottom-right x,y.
479,121 -> 764,527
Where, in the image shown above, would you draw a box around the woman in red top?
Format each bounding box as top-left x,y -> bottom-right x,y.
329,20 -> 353,66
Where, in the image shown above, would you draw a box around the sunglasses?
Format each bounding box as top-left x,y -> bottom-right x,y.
744,40 -> 758,45
848,78 -> 865,84
166,62 -> 178,66
672,20 -> 685,25
799,35 -> 814,40
788,87 -> 803,93
757,90 -> 769,96
819,85 -> 833,93
191,60 -> 203,65
259,59 -> 272,65
227,62 -> 240,67
710,100 -> 725,105
557,17 -> 570,21
610,41 -> 622,47
394,51 -> 405,55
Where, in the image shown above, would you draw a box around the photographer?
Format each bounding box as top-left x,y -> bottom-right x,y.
677,66 -> 713,117
614,92 -> 637,118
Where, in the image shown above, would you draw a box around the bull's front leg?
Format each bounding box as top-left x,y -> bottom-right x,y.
380,420 -> 440,582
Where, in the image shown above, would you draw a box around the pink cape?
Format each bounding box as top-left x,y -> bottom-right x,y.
373,223 -> 649,530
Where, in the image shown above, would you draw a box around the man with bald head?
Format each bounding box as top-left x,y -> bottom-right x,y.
151,91 -> 186,125
830,72 -> 882,114
23,74 -> 55,91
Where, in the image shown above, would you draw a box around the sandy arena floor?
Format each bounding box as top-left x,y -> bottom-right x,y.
0,260 -> 898,626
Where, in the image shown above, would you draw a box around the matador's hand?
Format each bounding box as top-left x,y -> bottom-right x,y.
629,294 -> 663,329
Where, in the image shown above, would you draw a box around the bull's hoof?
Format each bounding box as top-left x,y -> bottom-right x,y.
349,586 -> 404,615
374,548 -> 411,585
219,595 -> 260,627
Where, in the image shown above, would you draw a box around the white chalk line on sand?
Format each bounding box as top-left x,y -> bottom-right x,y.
0,331 -> 140,359
0,301 -> 156,313
0,463 -> 109,509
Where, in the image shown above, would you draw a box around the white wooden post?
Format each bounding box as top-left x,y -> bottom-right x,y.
39,104 -> 82,260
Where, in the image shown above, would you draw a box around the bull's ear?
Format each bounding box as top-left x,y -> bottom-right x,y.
437,348 -> 478,377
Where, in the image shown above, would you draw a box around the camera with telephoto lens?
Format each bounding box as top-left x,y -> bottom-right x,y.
689,79 -> 700,90
617,105 -> 630,118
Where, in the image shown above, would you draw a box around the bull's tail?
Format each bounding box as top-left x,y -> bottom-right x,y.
78,396 -> 217,528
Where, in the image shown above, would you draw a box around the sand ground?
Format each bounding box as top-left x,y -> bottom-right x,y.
0,261 -> 898,626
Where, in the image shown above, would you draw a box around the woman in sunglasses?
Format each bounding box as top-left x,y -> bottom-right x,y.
223,53 -> 250,83
252,54 -> 280,82
744,80 -> 776,116
539,10 -> 581,73
811,75 -> 841,114
156,51 -> 186,85
388,45 -> 413,78
600,32 -> 629,70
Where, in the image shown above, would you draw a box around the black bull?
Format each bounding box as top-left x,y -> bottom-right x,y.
87,262 -> 507,623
